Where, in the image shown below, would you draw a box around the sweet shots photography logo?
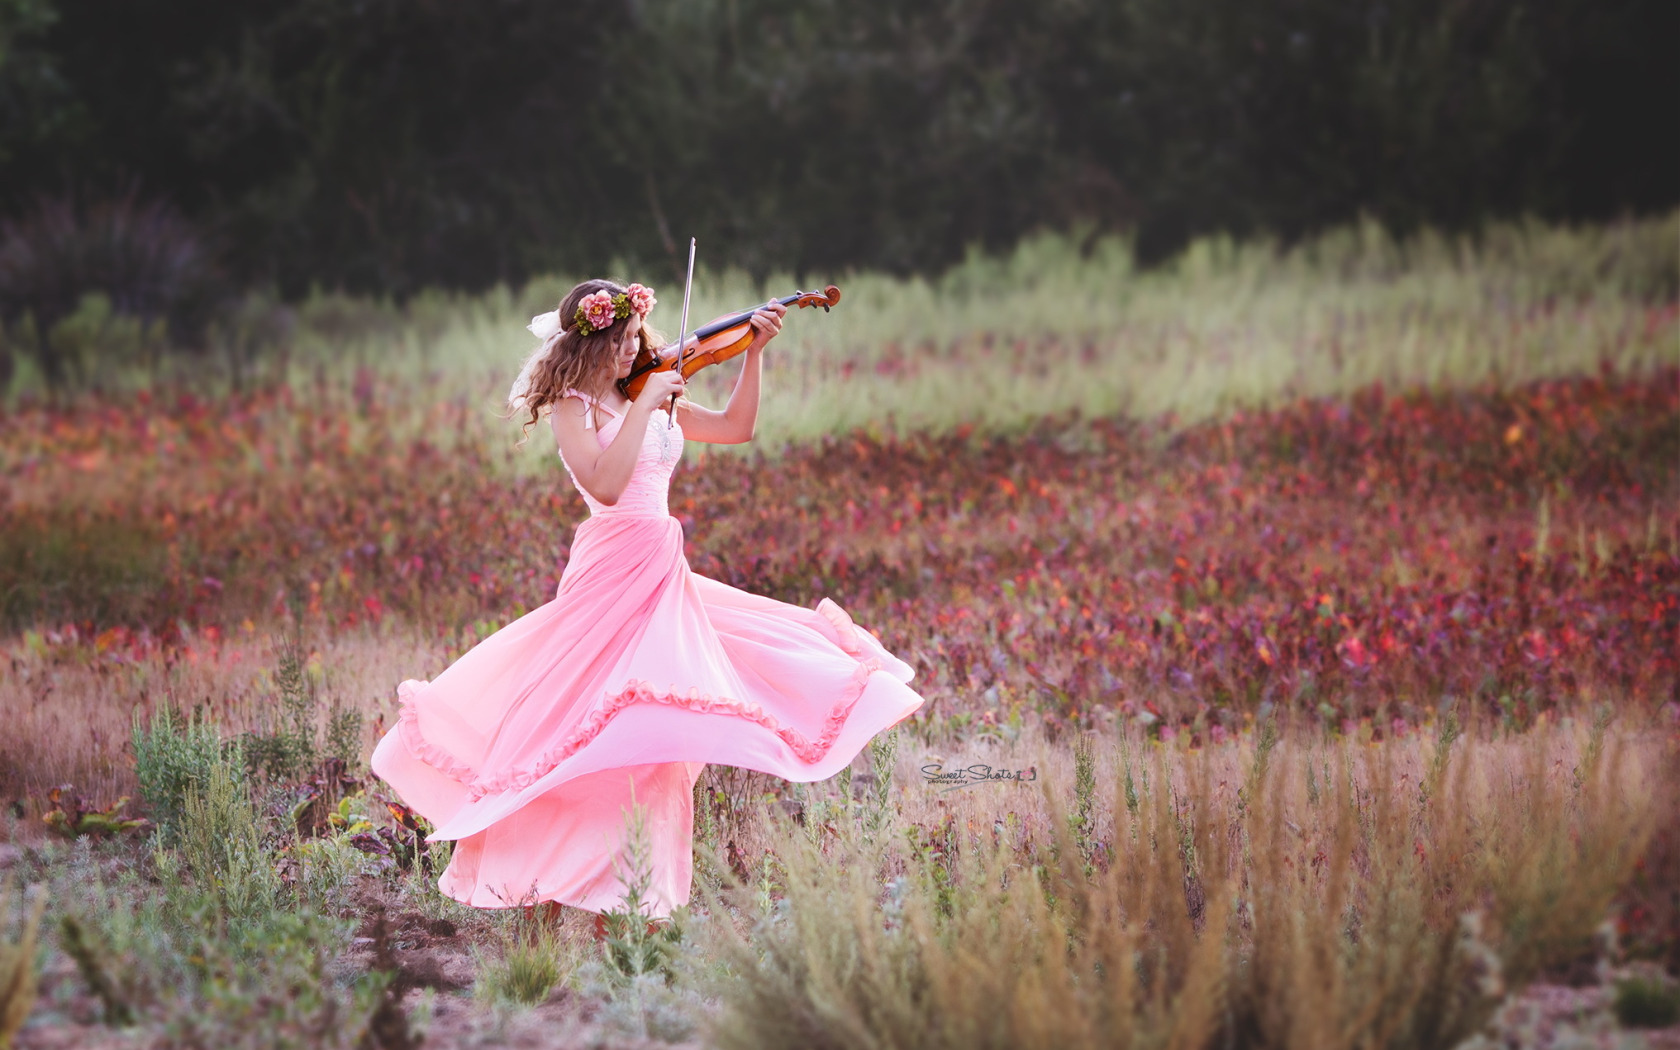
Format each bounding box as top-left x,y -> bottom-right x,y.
920,759 -> 1039,793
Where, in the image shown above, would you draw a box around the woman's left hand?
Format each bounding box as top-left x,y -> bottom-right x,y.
746,300 -> 788,352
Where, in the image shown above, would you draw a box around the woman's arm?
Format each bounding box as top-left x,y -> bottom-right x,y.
678,303 -> 785,444
551,372 -> 686,504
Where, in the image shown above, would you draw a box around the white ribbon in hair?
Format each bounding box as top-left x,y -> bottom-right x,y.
509,310 -> 565,414
527,310 -> 563,343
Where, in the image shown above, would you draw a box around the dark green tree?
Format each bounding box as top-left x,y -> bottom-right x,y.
0,0 -> 1671,295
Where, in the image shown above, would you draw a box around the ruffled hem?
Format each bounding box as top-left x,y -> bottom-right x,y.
394,598 -> 885,803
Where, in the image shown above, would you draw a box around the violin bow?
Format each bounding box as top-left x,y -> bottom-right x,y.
668,237 -> 697,427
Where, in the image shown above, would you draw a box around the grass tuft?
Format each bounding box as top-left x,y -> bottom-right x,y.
475,915 -> 574,1008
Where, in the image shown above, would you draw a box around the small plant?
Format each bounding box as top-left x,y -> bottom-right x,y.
285,758 -> 368,840
353,799 -> 440,876
40,786 -> 150,839
1118,729 -> 1141,817
241,621 -> 367,852
1421,704 -> 1461,805
58,913 -> 135,1026
164,903 -> 388,1049
1069,731 -> 1097,870
903,810 -> 960,921
476,913 -> 571,1007
598,797 -> 684,989
242,623 -> 329,784
176,743 -> 279,926
1613,969 -> 1680,1028
282,836 -> 365,913
132,704 -> 234,843
864,727 -> 900,840
0,882 -> 47,1048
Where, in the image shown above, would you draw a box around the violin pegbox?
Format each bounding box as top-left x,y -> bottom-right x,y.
791,285 -> 842,312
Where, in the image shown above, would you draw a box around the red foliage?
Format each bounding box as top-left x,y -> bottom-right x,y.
5,369 -> 1676,728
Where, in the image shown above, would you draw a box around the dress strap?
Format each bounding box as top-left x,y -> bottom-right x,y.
560,388 -> 624,431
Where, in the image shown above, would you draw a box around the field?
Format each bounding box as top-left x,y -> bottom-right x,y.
0,215 -> 1677,1047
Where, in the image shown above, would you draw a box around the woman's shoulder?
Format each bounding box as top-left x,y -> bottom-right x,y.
551,393 -> 594,434
552,392 -> 594,418
552,389 -> 629,437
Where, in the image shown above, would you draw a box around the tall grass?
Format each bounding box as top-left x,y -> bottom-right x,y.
686,714 -> 1668,1049
296,211 -> 1680,451
345,213 -> 1675,464
6,212 -> 1673,463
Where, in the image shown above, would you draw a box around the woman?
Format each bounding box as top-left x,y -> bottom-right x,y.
370,278 -> 925,920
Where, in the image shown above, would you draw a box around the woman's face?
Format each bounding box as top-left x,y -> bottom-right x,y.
611,313 -> 643,380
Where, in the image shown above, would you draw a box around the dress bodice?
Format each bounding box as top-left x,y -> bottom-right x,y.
557,390 -> 683,518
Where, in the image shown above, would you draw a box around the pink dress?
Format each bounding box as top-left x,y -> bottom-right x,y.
369,391 -> 924,917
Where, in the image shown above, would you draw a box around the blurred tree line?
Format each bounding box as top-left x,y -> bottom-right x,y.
0,0 -> 1673,310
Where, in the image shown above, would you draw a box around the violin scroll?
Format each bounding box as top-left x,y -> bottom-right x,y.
788,285 -> 842,312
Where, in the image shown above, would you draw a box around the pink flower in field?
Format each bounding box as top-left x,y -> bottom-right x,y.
1338,635 -> 1375,670
625,283 -> 657,315
579,291 -> 617,331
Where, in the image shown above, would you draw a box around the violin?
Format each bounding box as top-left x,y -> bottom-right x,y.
618,285 -> 842,399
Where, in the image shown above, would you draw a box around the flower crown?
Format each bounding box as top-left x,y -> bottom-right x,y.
573,283 -> 656,336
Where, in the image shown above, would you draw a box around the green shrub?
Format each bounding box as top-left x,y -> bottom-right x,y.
132,705 -> 241,844
39,834 -> 390,1046
476,919 -> 572,1007
175,749 -> 278,927
1613,971 -> 1680,1028
242,623 -> 364,786
285,836 -> 365,914
44,292 -> 169,387
161,897 -> 388,1049
58,913 -> 134,1026
1068,731 -> 1097,870
864,728 -> 900,841
597,799 -> 684,989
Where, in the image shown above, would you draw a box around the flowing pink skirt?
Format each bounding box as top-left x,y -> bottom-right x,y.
370,512 -> 924,917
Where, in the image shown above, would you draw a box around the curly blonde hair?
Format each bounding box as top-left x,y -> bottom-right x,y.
504,278 -> 667,448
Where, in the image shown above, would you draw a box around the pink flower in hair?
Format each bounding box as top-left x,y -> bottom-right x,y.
579,290 -> 617,332
625,283 -> 657,316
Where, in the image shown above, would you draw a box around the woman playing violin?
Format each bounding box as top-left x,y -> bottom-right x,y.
551,284 -> 785,497
369,277 -> 925,928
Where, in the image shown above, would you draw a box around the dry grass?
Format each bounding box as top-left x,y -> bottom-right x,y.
685,712 -> 1676,1049
0,619 -> 436,806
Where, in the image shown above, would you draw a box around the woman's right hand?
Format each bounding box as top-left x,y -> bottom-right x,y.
634,369 -> 686,408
